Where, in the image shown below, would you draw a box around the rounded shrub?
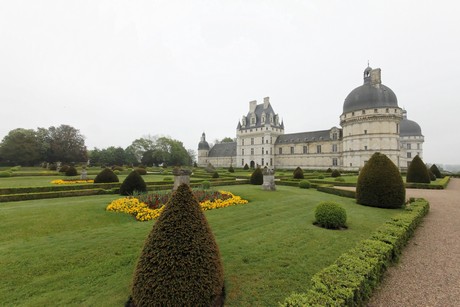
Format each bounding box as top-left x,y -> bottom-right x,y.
331,169 -> 341,177
293,167 -> 304,179
228,166 -> 234,173
112,165 -> 124,172
356,152 -> 405,209
94,168 -> 119,183
130,184 -> 225,306
318,175 -> 325,179
201,180 -> 211,190
59,165 -> 69,173
314,201 -> 347,229
48,163 -> 57,171
120,170 -> 147,196
65,166 -> 78,176
429,164 -> 442,179
0,171 -> 12,177
135,168 -> 147,175
299,180 -> 311,189
406,155 -> 430,183
163,177 -> 173,181
250,167 -> 263,185
335,177 -> 345,182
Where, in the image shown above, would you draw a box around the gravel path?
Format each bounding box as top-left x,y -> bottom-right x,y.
367,178 -> 460,307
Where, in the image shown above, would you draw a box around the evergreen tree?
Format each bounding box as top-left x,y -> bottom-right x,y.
406,155 -> 430,183
130,184 -> 225,306
356,153 -> 405,208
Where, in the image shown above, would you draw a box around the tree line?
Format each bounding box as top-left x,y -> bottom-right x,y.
0,126 -> 194,167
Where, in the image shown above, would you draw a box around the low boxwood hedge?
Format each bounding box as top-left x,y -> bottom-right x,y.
0,189 -> 109,202
282,199 -> 429,306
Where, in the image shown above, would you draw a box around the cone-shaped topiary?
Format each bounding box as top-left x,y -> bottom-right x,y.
228,165 -> 234,173
212,171 -> 219,178
429,164 -> 442,178
331,169 -> 341,177
120,170 -> 147,195
130,184 -> 225,306
94,168 -> 119,183
356,152 -> 405,209
243,163 -> 249,170
428,169 -> 436,181
65,166 -> 78,176
293,167 -> 304,179
406,155 -> 430,183
250,167 -> 263,185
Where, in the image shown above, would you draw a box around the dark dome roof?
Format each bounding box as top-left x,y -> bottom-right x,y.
198,140 -> 210,150
343,67 -> 399,113
400,118 -> 422,136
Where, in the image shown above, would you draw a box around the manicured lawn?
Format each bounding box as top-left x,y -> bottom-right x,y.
0,185 -> 401,306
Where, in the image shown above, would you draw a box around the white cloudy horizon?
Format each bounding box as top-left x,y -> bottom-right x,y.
1,1 -> 459,165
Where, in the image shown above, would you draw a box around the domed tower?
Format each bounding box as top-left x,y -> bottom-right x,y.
340,66 -> 403,170
197,132 -> 210,167
400,110 -> 424,169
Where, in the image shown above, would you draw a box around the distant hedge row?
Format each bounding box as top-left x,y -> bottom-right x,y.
282,199 -> 429,306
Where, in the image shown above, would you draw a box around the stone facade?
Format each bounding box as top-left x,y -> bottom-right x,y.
198,66 -> 424,171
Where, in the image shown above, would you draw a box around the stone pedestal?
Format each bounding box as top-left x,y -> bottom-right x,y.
80,169 -> 88,180
262,168 -> 276,191
173,168 -> 192,190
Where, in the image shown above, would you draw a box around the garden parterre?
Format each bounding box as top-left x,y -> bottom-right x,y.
106,190 -> 248,221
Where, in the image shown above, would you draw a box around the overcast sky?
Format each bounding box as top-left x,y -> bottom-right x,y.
1,0 -> 459,165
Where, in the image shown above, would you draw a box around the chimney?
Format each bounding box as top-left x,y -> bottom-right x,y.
370,68 -> 381,85
249,100 -> 257,113
263,97 -> 270,109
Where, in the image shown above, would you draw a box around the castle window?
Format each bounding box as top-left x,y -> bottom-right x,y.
251,117 -> 255,124
407,143 -> 411,149
279,148 -> 282,155
242,159 -> 244,166
332,144 -> 337,152
364,130 -> 367,134
407,152 -> 412,159
251,148 -> 254,155
242,149 -> 244,155
362,110 -> 366,114
374,109 -> 378,113
352,112 -> 355,116
396,124 -> 399,133
332,158 -> 338,166
251,138 -> 254,145
290,147 -> 294,154
417,143 -> 420,149
262,147 -> 264,154
261,158 -> 264,165
303,146 -> 308,154
333,133 -> 337,140
270,158 -> 273,166
386,108 -> 389,113
364,146 -> 368,150
262,137 -> 264,144
242,139 -> 244,145
317,145 -> 321,154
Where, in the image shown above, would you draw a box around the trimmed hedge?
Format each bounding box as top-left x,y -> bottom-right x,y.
405,176 -> 450,189
0,189 -> 109,202
282,199 -> 429,306
316,185 -> 356,199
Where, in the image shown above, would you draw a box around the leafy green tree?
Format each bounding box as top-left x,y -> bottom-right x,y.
130,184 -> 225,306
0,128 -> 41,166
47,125 -> 87,163
406,155 -> 430,183
221,137 -> 234,143
356,152 -> 405,209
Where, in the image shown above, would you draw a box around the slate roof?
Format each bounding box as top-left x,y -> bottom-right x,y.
240,103 -> 281,129
400,118 -> 423,136
275,129 -> 340,144
208,142 -> 237,157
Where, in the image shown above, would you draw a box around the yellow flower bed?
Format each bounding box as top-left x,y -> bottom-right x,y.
51,179 -> 94,184
106,190 -> 248,222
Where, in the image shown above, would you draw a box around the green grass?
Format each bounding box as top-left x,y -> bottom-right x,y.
0,185 -> 401,306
